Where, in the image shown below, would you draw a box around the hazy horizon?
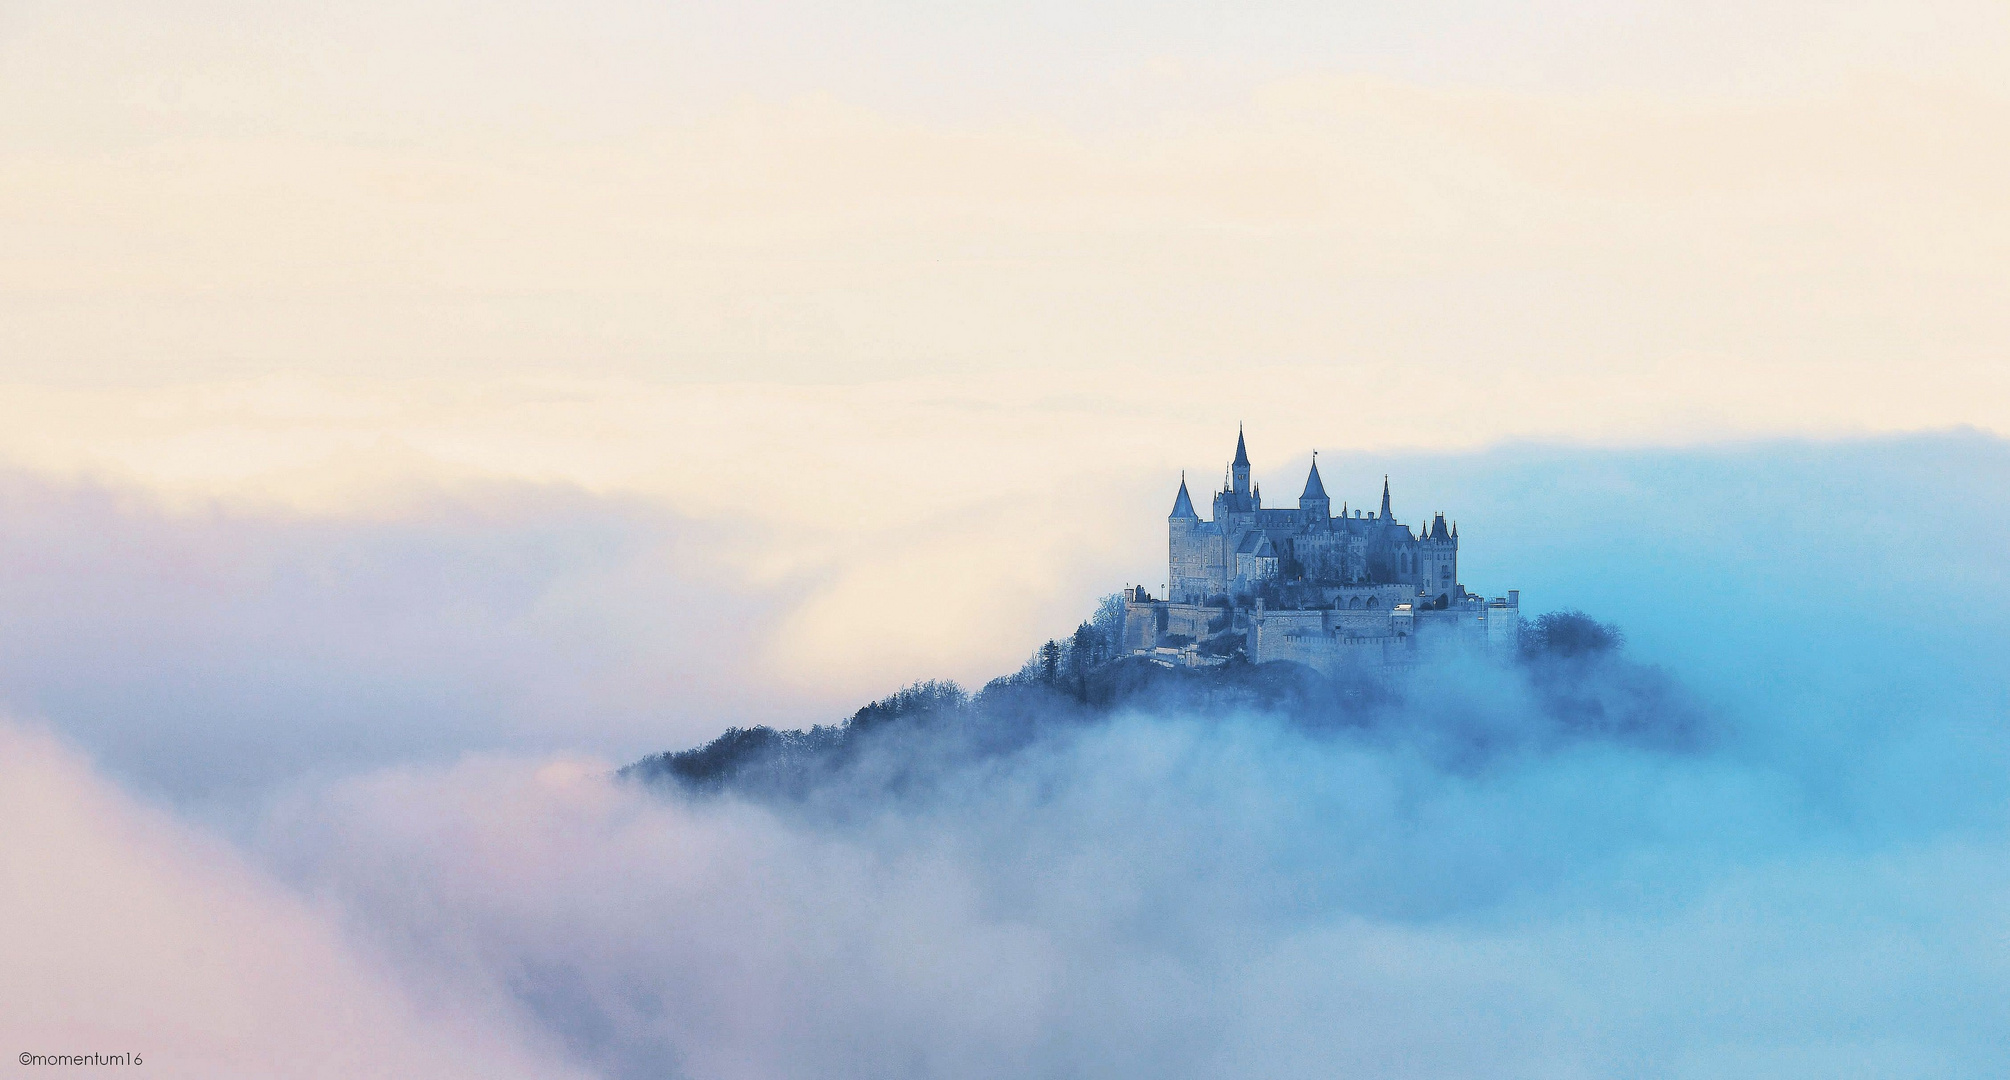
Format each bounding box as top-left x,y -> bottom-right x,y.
3,1 -> 2006,1075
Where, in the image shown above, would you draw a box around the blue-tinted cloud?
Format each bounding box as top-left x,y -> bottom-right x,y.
5,433 -> 2006,1076
238,432 -> 2010,1077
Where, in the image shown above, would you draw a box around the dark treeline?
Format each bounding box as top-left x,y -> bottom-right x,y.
621,606 -> 1701,804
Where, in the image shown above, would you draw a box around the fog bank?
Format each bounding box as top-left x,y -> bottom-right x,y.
2,433 -> 2006,1077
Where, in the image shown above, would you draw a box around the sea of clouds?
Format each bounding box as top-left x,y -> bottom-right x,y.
3,432 -> 2007,1078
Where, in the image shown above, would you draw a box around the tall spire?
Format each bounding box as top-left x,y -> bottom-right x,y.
1230,426 -> 1252,497
1379,475 -> 1392,519
1170,472 -> 1198,519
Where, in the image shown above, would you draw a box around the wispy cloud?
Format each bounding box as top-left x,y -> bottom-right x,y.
1,432 -> 2001,801
0,474 -> 818,801
0,722 -> 585,1079
3,434 -> 2005,1076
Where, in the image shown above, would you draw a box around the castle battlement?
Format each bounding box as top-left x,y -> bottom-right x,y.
1126,429 -> 1518,673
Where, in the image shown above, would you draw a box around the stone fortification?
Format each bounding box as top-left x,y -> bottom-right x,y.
1126,429 -> 1519,674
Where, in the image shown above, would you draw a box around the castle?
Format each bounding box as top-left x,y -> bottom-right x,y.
1123,429 -> 1519,672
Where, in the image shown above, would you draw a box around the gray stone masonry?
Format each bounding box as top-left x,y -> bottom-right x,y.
1131,431 -> 1519,674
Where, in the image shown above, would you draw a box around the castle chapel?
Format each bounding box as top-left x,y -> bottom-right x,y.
1125,429 -> 1520,672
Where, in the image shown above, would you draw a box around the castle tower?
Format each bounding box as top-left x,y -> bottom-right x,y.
1231,426 -> 1251,497
1298,454 -> 1331,520
1417,511 -> 1458,603
1449,519 -> 1460,598
1168,473 -> 1202,602
1379,475 -> 1392,520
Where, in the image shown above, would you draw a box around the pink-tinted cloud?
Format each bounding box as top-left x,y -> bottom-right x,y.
0,721 -> 585,1079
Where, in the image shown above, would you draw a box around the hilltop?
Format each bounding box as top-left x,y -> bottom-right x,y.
621,608 -> 1698,804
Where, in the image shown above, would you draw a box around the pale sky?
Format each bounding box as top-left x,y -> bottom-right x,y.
3,0 -> 2006,690
8,10 -> 2010,1074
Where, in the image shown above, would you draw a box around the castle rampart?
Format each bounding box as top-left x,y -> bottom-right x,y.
1129,430 -> 1519,674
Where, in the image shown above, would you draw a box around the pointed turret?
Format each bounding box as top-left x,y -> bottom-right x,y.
1379,476 -> 1392,520
1169,473 -> 1199,520
1298,453 -> 1331,519
1230,426 -> 1252,497
1299,456 -> 1328,500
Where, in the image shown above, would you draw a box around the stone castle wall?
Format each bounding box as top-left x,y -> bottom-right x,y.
1129,432 -> 1518,676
